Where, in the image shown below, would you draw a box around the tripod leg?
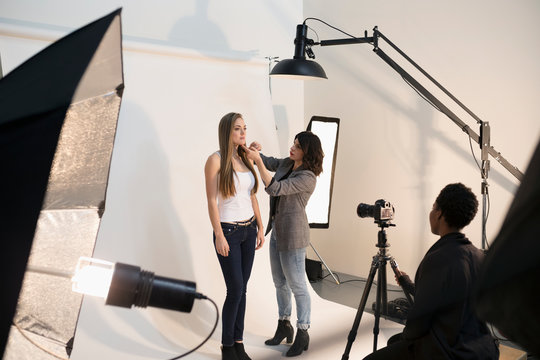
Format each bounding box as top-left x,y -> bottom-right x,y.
372,259 -> 387,352
380,259 -> 388,315
341,256 -> 378,360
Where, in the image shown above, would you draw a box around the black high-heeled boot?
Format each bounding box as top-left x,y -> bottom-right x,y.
286,328 -> 309,357
221,344 -> 239,360
265,319 -> 294,345
233,342 -> 252,360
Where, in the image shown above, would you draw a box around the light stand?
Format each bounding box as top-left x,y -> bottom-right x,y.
480,122 -> 491,249
341,220 -> 413,359
270,20 -> 524,249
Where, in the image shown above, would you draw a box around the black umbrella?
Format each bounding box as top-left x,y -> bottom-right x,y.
0,9 -> 124,358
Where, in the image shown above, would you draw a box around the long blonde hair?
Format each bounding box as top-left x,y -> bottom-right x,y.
218,112 -> 259,198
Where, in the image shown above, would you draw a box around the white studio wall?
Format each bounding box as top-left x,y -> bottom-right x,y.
0,0 -> 305,156
0,4 -> 406,359
301,0 -> 540,277
0,1 -> 321,359
4,0 -> 538,358
70,43 -> 283,360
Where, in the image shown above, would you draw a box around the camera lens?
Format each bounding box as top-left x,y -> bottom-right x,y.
357,203 -> 374,218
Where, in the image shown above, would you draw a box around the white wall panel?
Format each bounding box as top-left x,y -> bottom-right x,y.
303,0 -> 540,277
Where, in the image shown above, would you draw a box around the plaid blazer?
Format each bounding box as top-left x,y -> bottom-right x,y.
260,154 -> 316,251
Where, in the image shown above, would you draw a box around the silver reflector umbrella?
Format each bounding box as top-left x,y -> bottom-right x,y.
0,9 -> 124,359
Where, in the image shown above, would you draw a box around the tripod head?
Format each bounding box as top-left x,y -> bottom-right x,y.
375,220 -> 395,249
375,220 -> 395,228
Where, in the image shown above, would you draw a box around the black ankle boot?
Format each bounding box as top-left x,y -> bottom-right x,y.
233,342 -> 251,360
286,329 -> 309,357
221,344 -> 239,360
265,319 -> 294,345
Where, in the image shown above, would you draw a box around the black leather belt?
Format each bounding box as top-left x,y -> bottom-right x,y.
222,216 -> 255,227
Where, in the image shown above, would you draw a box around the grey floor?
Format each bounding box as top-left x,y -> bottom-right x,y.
310,267 -> 532,358
310,268 -> 407,324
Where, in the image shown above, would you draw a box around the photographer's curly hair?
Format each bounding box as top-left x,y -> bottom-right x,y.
295,131 -> 324,176
435,183 -> 478,230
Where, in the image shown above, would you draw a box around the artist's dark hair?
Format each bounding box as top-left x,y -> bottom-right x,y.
435,183 -> 478,229
295,131 -> 324,176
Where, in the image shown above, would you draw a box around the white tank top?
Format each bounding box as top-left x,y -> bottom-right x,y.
216,153 -> 255,222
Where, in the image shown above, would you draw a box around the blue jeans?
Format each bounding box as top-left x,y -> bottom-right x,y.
214,221 -> 257,346
269,229 -> 311,330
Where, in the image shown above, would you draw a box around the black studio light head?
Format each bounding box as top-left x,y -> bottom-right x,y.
270,24 -> 327,79
72,257 -> 204,313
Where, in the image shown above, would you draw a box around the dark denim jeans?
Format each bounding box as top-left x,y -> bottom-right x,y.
214,221 -> 257,346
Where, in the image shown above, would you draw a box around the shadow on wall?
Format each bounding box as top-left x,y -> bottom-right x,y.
0,4 -> 258,61
168,0 -> 258,60
85,101 -> 212,355
272,104 -> 291,157
334,55 -> 518,194
334,59 -> 518,235
97,100 -> 195,287
398,98 -> 435,254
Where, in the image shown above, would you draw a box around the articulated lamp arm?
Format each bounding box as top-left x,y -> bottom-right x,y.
278,23 -> 524,181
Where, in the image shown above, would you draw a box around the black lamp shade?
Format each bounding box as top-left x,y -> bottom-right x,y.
270,58 -> 327,79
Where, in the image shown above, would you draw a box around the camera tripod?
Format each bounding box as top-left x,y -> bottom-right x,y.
341,221 -> 414,360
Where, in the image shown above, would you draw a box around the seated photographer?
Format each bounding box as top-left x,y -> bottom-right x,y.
363,183 -> 499,360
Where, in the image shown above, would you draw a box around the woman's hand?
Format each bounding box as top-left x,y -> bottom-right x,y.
394,268 -> 403,283
394,269 -> 409,284
256,228 -> 265,250
241,144 -> 261,163
249,141 -> 262,151
215,233 -> 230,257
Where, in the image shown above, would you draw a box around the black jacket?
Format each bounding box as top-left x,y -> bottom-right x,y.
401,232 -> 499,359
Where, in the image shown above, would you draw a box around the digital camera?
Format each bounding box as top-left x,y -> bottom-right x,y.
357,199 -> 394,222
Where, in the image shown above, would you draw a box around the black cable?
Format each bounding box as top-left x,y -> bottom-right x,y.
404,74 -> 493,249
484,190 -> 491,248
321,272 -> 341,282
468,135 -> 482,172
305,15 -> 465,143
167,296 -> 219,360
401,75 -> 442,113
307,26 -> 320,44
357,279 -> 405,293
16,295 -> 219,360
337,278 -> 366,285
304,16 -> 439,117
380,284 -> 407,293
467,135 -> 492,248
303,17 -> 359,40
305,16 -> 489,202
323,275 -> 404,292
381,40 -> 494,225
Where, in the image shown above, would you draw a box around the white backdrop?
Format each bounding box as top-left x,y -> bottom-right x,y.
70,43 -> 282,359
1,2 -> 405,359
3,1 -> 538,358
68,38 -> 402,360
